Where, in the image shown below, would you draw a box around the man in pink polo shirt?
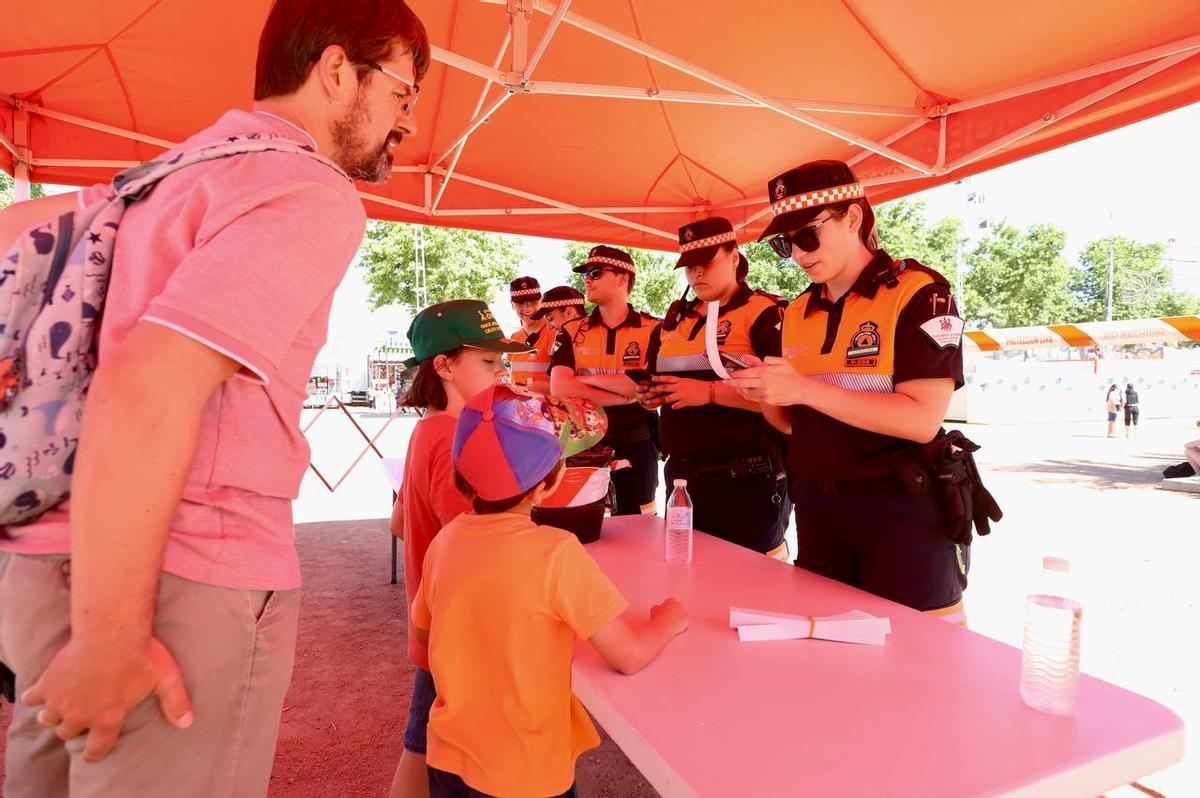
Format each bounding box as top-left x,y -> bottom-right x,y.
0,1 -> 429,795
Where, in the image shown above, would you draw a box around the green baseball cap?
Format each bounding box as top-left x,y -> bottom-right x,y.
405,300 -> 532,368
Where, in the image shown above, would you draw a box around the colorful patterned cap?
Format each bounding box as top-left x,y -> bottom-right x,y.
453,384 -> 608,502
758,159 -> 865,241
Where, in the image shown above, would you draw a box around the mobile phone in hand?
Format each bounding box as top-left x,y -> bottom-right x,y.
626,368 -> 653,386
719,352 -> 752,372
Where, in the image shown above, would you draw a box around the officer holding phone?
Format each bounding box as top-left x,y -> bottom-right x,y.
728,160 -> 976,625
640,218 -> 791,556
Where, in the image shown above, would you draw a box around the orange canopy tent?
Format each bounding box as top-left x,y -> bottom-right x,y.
2,1 -> 1199,250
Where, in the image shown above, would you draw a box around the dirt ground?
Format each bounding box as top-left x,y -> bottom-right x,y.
2,414 -> 1196,796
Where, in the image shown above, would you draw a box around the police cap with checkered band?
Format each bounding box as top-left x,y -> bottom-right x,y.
676,216 -> 748,273
757,160 -> 866,242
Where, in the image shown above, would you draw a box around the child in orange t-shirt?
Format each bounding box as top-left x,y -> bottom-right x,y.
411,384 -> 689,798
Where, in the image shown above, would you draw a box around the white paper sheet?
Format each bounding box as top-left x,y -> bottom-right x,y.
730,607 -> 891,645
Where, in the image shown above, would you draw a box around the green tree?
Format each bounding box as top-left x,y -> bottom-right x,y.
743,240 -> 810,299
359,221 -> 524,311
0,172 -> 46,206
1070,236 -> 1200,321
875,198 -> 965,287
563,242 -> 681,316
964,221 -> 1073,328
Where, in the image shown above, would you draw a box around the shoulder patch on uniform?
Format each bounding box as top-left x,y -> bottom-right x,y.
920,315 -> 964,348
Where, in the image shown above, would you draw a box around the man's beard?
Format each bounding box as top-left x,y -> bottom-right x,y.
331,91 -> 398,184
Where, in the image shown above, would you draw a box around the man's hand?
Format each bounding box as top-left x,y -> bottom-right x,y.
22,636 -> 193,762
649,598 -> 690,636
649,376 -> 711,409
634,382 -> 669,410
724,356 -> 810,406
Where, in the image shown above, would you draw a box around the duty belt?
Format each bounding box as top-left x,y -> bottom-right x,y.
808,473 -> 903,496
672,452 -> 777,481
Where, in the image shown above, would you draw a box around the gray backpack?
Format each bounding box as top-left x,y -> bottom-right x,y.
0,133 -> 332,526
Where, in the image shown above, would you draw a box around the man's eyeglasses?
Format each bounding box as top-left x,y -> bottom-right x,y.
768,211 -> 844,259
361,59 -> 420,115
582,267 -> 611,282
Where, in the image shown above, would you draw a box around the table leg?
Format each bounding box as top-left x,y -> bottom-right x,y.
391,489 -> 399,585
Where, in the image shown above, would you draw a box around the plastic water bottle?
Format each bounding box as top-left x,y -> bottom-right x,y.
664,479 -> 693,564
1019,556 -> 1082,715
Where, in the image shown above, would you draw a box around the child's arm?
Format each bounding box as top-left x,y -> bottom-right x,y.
589,599 -> 689,675
389,496 -> 405,540
413,624 -> 429,647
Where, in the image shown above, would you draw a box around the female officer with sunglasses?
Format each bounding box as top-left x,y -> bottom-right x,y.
727,160 -> 971,626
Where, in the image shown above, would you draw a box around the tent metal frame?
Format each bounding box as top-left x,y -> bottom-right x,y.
4,1 -> 1198,243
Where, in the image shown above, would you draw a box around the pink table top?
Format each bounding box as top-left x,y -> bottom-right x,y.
572,515 -> 1184,798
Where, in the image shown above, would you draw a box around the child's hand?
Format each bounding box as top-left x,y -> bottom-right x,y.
651,598 -> 689,636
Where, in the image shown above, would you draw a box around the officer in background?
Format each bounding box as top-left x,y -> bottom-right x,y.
529,284 -> 587,332
728,160 -> 971,625
506,276 -> 550,392
640,217 -> 791,557
550,246 -> 661,515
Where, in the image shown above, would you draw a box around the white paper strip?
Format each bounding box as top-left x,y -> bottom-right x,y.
705,301 -> 730,379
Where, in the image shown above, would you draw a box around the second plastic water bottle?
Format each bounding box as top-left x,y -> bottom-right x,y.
1019,556 -> 1082,716
664,479 -> 693,564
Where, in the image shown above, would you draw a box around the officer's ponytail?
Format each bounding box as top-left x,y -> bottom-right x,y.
828,199 -> 879,252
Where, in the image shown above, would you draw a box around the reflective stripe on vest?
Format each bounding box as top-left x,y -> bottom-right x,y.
782,268 -> 935,389
509,324 -> 553,390
565,311 -> 658,375
655,293 -> 776,374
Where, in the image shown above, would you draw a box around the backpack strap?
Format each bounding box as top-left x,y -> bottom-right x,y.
112,133 -> 346,203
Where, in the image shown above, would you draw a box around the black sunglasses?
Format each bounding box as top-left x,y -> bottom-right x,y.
582,267 -> 612,281
768,210 -> 845,259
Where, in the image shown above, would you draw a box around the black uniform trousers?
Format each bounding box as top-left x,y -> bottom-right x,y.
664,458 -> 790,554
790,479 -> 969,612
610,436 -> 660,516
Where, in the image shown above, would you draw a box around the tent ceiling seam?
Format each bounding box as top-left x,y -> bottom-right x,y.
422,0 -> 464,165
626,1 -> 701,204
27,0 -> 164,99
838,0 -> 933,101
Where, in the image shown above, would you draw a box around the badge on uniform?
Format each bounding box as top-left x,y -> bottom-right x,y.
920,315 -> 964,349
846,321 -> 880,367
622,340 -> 642,365
716,319 -> 732,345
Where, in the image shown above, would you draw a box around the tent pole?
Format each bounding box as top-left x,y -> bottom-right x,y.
12,106 -> 31,201
430,46 -> 505,84
32,158 -> 139,168
490,0 -> 934,174
431,30 -> 512,213
944,50 -> 1192,173
20,101 -> 174,149
524,81 -> 920,117
506,0 -> 531,77
946,33 -> 1200,115
429,92 -> 514,167
519,0 -> 571,84
847,118 -> 928,168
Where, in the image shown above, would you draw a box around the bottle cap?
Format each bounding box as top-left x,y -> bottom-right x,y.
673,479 -> 687,487
1042,556 -> 1070,573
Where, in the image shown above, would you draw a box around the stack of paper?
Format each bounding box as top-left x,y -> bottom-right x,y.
730,607 -> 892,645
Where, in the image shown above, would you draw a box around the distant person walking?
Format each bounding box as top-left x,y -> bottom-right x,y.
1124,383 -> 1140,438
1105,385 -> 1121,438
